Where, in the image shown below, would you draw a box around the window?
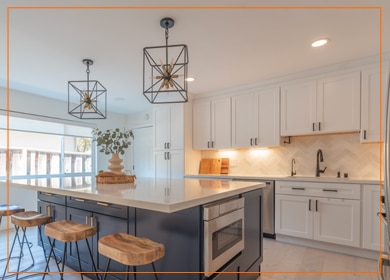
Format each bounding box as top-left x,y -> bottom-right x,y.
0,114 -> 95,188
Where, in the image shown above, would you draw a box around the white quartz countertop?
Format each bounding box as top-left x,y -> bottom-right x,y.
185,174 -> 381,185
1,177 -> 265,213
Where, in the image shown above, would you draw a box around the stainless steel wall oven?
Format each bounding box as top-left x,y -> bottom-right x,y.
203,197 -> 245,276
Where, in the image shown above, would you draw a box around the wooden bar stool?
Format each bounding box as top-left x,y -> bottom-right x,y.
43,220 -> 99,280
98,233 -> 165,280
0,204 -> 25,278
2,210 -> 52,280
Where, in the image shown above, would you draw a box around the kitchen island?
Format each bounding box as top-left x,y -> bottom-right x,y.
1,177 -> 265,280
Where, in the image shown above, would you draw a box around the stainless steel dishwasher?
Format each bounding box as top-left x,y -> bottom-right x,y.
232,179 -> 275,239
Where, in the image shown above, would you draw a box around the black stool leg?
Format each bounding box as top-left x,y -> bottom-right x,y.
1,226 -> 20,279
75,241 -> 84,280
15,226 -> 35,280
84,238 -> 99,280
152,262 -> 158,280
102,258 -> 111,280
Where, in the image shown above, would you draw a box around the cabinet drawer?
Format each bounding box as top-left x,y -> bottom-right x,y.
38,191 -> 66,205
275,181 -> 360,200
67,196 -> 128,219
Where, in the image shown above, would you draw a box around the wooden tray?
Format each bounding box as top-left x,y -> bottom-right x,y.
96,172 -> 136,184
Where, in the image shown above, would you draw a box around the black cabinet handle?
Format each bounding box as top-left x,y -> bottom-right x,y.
292,187 -> 305,190
167,152 -> 170,160
207,141 -> 210,148
312,123 -> 315,131
363,130 -> 367,140
316,200 -> 318,212
255,138 -> 258,145
309,199 -> 311,211
318,122 -> 321,131
250,138 -> 253,146
323,189 -> 338,192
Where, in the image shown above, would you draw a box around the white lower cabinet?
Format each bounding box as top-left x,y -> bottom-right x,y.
275,181 -> 361,248
313,198 -> 360,247
275,194 -> 313,239
362,184 -> 384,251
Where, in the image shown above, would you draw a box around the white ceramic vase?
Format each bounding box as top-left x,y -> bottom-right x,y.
108,153 -> 125,175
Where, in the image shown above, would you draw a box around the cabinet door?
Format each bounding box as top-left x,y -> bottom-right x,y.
169,104 -> 184,150
231,93 -> 255,148
167,149 -> 184,179
66,207 -> 94,272
37,201 -> 66,256
153,105 -> 170,150
153,150 -> 184,178
193,100 -> 211,150
240,190 -> 261,273
280,81 -> 317,136
316,71 -> 360,133
154,104 -> 184,150
154,150 -> 169,178
313,198 -> 360,247
361,65 -> 389,143
275,194 -> 313,239
362,184 -> 384,251
211,97 -> 231,149
255,87 -> 280,147
93,213 -> 128,277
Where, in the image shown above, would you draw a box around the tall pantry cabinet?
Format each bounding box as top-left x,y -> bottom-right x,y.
153,104 -> 183,178
153,103 -> 198,178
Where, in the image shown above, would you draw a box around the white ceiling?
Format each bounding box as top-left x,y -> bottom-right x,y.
1,0 -> 389,115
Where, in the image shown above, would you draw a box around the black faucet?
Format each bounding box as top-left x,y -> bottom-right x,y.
315,149 -> 327,177
291,158 -> 296,176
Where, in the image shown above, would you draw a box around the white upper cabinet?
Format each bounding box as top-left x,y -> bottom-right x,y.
360,63 -> 389,143
153,104 -> 184,151
280,80 -> 317,136
316,71 -> 361,133
281,71 -> 361,136
193,97 -> 231,150
232,87 -> 280,148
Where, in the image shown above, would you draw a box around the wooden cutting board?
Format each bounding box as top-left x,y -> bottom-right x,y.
199,158 -> 222,174
221,158 -> 229,174
199,158 -> 229,174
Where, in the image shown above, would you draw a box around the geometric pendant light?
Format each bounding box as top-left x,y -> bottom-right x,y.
68,59 -> 107,119
143,17 -> 189,104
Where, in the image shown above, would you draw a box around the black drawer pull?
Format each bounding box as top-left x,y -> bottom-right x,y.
322,189 -> 338,192
292,187 -> 305,190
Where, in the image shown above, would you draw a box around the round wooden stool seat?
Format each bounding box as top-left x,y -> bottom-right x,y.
45,220 -> 96,242
0,204 -> 24,217
11,211 -> 52,227
99,233 -> 165,266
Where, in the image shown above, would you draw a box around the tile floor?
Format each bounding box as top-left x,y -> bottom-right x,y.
0,228 -> 380,280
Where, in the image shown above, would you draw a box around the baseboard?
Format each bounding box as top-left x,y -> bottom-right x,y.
276,234 -> 379,260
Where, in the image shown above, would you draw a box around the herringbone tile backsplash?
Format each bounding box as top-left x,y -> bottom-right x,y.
202,133 -> 381,180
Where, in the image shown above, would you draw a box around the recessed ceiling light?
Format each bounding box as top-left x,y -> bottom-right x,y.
311,38 -> 329,47
186,77 -> 196,82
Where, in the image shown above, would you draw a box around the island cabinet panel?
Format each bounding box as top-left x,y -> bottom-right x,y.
240,189 -> 262,276
134,206 -> 202,280
64,198 -> 132,279
37,197 -> 66,257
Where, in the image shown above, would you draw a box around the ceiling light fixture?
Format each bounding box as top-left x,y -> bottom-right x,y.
143,17 -> 189,104
311,38 -> 329,47
68,59 -> 107,119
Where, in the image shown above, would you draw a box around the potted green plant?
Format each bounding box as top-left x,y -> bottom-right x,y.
92,128 -> 133,175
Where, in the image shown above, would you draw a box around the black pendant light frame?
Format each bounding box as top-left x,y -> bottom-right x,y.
68,59 -> 107,119
143,17 -> 189,104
